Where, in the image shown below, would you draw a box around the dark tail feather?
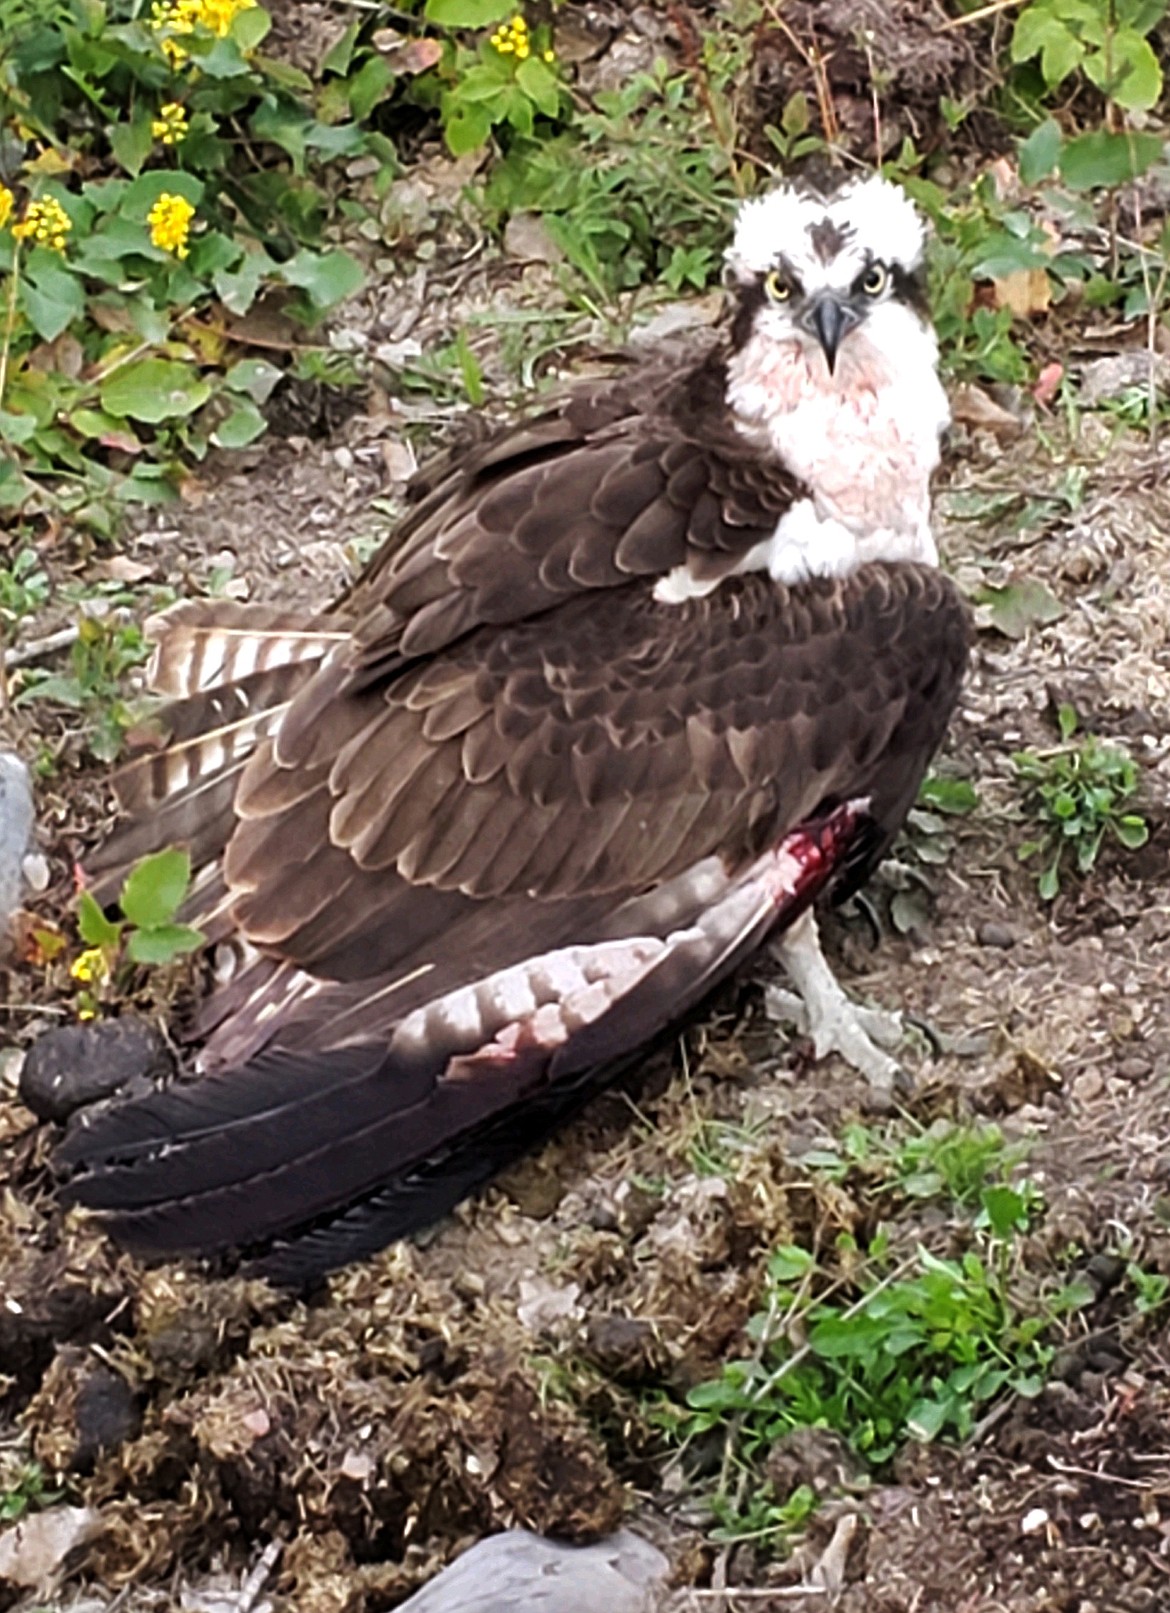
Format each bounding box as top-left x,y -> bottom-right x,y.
250,1056 -> 640,1286
56,1039 -> 541,1257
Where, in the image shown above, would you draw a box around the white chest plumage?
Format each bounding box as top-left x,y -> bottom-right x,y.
654,316 -> 947,605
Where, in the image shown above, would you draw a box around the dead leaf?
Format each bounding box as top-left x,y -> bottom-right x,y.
373,30 -> 443,75
89,555 -> 154,584
0,1505 -> 100,1589
950,383 -> 1026,436
993,267 -> 1051,317
27,332 -> 84,379
381,437 -> 417,483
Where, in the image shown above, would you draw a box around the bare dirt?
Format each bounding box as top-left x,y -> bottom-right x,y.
2,3 -> 1170,1611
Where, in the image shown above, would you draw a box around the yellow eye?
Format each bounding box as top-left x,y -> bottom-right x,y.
764,270 -> 792,303
861,263 -> 888,297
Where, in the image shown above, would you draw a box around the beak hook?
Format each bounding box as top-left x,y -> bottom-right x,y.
806,296 -> 857,374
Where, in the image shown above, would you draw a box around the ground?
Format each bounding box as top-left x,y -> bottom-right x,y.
1,3 -> 1169,1611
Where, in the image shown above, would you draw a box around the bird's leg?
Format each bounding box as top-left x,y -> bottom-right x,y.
767,908 -> 905,1097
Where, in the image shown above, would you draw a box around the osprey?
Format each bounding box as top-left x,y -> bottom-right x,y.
59,174 -> 968,1282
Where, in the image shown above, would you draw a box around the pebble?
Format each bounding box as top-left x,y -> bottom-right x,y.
393,1529 -> 670,1613
977,921 -> 1017,950
20,1017 -> 171,1123
1020,1507 -> 1049,1536
0,753 -> 34,941
1070,1070 -> 1104,1105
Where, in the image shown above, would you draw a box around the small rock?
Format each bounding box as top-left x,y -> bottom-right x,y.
0,1504 -> 100,1589
0,753 -> 34,942
1080,351 -> 1170,406
1070,1070 -> 1104,1105
977,921 -> 1017,950
21,851 -> 50,893
20,1017 -> 171,1123
1117,1056 -> 1152,1082
503,212 -> 564,265
393,1529 -> 670,1613
1020,1506 -> 1049,1536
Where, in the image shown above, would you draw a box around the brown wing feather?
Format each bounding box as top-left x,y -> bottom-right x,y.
220,564 -> 967,982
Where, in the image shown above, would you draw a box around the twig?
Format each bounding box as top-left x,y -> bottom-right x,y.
1048,1454 -> 1161,1490
1130,185 -> 1169,449
674,1589 -> 827,1602
3,624 -> 79,670
938,0 -> 1027,28
0,242 -> 21,414
761,3 -> 839,146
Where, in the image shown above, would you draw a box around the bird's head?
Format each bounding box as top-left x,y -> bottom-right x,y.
725,174 -> 930,378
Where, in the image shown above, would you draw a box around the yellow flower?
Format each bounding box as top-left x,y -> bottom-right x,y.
0,185 -> 13,230
148,191 -> 196,258
543,47 -> 555,62
160,36 -> 189,67
151,101 -> 189,145
490,12 -> 530,56
198,0 -> 256,37
11,196 -> 72,253
150,0 -> 197,31
70,948 -> 110,985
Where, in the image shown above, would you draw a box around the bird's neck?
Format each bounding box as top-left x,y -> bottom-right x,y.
725,316 -> 949,582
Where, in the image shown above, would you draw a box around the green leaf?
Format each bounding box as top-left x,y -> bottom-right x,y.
1059,129 -> 1163,190
120,847 -> 191,930
981,1185 -> 1029,1237
1018,118 -> 1062,186
121,171 -> 204,216
213,249 -> 274,316
1113,815 -> 1149,849
108,110 -> 155,178
425,0 -> 514,25
1085,29 -> 1162,110
127,923 -> 205,965
347,55 -> 394,120
224,357 -> 283,402
1038,863 -> 1060,901
973,578 -> 1064,639
232,3 -> 271,50
211,398 -> 267,448
278,247 -> 364,310
19,257 -> 86,342
0,410 -> 39,446
768,1245 -> 815,1283
516,54 -> 561,118
1041,23 -> 1083,87
321,20 -> 361,75
100,359 -> 211,423
78,890 -> 123,948
906,1397 -> 948,1441
918,775 -> 979,816
444,100 -> 493,155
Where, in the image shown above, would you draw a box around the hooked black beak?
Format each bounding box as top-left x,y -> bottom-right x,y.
804,296 -> 860,374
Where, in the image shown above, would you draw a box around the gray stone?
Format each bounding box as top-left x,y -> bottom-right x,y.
0,752 -> 34,940
394,1529 -> 670,1613
21,1017 -> 171,1123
